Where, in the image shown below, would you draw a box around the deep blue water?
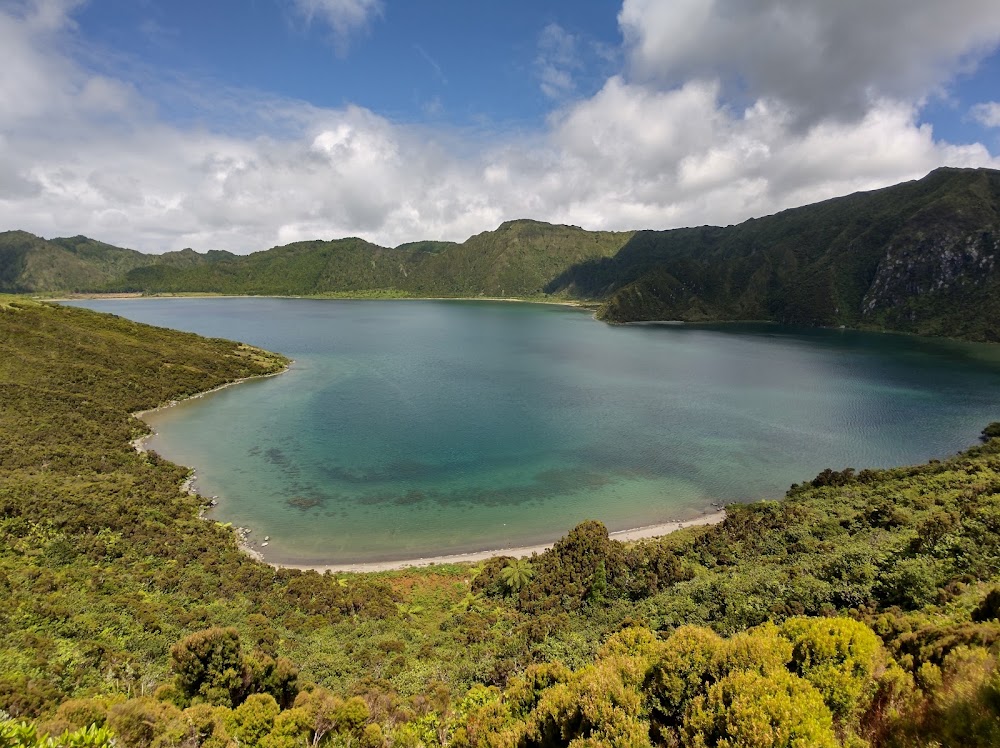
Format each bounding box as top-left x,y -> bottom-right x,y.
67,298 -> 1000,563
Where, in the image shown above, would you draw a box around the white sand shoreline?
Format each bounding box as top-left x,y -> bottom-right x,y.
92,297 -> 716,576
130,365 -> 291,454
121,353 -> 725,579
267,510 -> 727,574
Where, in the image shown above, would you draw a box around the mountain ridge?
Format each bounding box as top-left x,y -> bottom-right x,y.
3,166 -> 1000,339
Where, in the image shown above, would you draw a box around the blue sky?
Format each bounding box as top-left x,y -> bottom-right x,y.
1,0 -> 1000,252
74,0 -> 623,129
923,48 -> 1000,148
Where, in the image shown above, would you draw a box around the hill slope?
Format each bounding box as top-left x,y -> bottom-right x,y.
3,167 -> 1000,339
546,167 -> 1000,340
0,222 -> 635,299
111,220 -> 635,298
1,299 -> 998,747
0,232 -> 157,293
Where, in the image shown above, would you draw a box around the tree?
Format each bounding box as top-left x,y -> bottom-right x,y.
716,622 -> 793,677
294,689 -> 370,747
587,560 -> 608,605
170,629 -> 300,710
226,694 -> 280,748
980,422 -> 1000,442
106,698 -> 181,748
245,653 -> 300,710
917,646 -> 1000,748
682,669 -> 839,748
972,588 -> 1000,622
645,626 -> 724,727
780,616 -> 884,724
523,659 -> 649,748
170,627 -> 245,707
500,559 -> 534,594
519,521 -> 627,613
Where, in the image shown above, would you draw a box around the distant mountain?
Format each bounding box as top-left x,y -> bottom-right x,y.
0,221 -> 634,298
111,220 -> 634,298
3,167 -> 999,340
547,167 -> 1000,340
0,232 -> 157,293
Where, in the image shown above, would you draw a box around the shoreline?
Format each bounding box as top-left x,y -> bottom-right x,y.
60,295 -> 994,578
266,510 -> 727,574
121,356 -> 296,549
129,365 -> 291,534
130,364 -> 291,453
48,292 -> 598,310
126,348 -> 725,574
45,295 -> 1000,347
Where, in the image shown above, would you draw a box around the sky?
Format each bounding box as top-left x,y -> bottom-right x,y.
2,0 -> 1000,254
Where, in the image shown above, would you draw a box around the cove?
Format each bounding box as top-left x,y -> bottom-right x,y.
66,298 -> 1000,564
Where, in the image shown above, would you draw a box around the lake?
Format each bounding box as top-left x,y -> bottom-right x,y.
66,298 -> 1000,564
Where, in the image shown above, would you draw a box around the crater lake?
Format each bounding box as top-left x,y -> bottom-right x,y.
66,298 -> 1000,564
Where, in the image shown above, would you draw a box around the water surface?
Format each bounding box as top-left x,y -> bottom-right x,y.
67,298 -> 1000,563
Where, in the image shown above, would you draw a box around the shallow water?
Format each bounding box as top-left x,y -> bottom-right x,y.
67,298 -> 1000,563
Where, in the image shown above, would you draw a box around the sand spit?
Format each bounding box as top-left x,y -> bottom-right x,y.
268,510 -> 727,574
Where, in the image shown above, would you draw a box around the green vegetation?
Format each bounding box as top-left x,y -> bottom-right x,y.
0,300 -> 397,714
0,221 -> 633,301
4,167 -> 1000,341
1,715 -> 115,747
0,233 -> 155,295
557,167 -> 1000,341
128,220 -> 630,299
8,614 -> 998,747
1,300 -> 999,746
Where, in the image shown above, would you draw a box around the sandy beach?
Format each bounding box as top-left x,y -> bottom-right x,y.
130,365 -> 291,453
268,510 -> 727,574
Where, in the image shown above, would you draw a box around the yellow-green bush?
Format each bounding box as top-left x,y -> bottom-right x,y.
681,669 -> 838,748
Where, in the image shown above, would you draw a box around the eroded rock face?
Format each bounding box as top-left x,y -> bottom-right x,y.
863,231 -> 1000,318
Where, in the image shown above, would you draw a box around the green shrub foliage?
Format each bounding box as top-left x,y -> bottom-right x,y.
3,299 -> 1000,747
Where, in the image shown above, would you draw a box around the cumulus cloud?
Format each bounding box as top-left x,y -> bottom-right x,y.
971,101 -> 1000,128
0,0 -> 999,254
619,0 -> 1000,123
544,79 -> 995,230
291,0 -> 382,51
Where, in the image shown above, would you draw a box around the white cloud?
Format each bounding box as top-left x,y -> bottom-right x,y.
542,80 -> 996,231
0,0 -> 999,254
619,0 -> 1000,122
17,0 -> 82,32
536,24 -> 580,100
971,101 -> 1000,128
290,0 -> 382,51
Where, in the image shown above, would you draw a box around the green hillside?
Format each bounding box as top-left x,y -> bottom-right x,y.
4,168 -> 1000,340
0,221 -> 633,299
410,220 -> 634,298
1,300 -> 998,746
0,233 -> 156,294
111,221 -> 634,298
118,238 -> 412,296
546,167 -> 1000,340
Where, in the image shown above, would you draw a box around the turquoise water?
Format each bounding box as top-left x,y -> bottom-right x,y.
68,298 -> 1000,563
